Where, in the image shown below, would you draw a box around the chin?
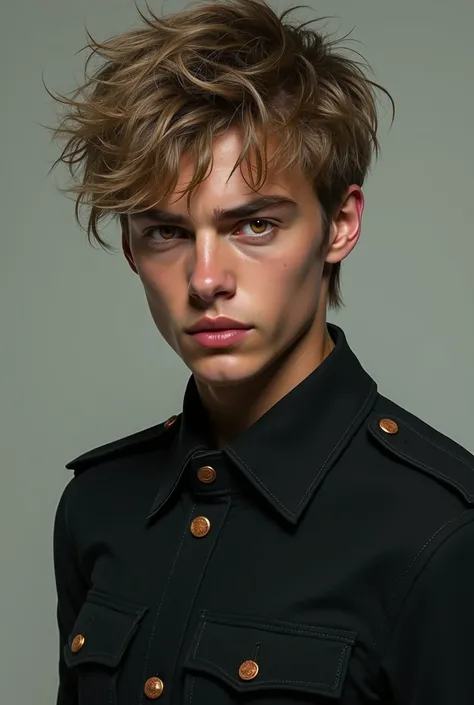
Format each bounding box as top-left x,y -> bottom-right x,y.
187,354 -> 265,387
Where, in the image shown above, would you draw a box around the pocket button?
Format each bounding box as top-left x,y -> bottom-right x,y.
239,660 -> 259,681
71,634 -> 85,653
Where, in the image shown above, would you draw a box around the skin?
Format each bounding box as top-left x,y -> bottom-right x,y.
122,128 -> 363,445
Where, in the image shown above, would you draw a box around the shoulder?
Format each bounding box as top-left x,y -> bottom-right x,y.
65,414 -> 181,476
365,394 -> 474,505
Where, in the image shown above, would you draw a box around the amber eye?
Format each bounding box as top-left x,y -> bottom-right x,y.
241,219 -> 273,236
144,226 -> 182,242
158,227 -> 176,240
249,219 -> 268,233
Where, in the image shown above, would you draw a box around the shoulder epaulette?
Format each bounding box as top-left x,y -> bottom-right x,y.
367,409 -> 474,505
66,414 -> 181,475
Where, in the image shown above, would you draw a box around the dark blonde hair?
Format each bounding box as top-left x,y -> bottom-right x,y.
48,0 -> 393,308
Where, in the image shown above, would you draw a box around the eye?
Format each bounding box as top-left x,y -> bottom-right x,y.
239,219 -> 275,238
143,226 -> 185,242
141,218 -> 277,246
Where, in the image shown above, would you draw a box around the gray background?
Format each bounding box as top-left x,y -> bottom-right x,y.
1,0 -> 473,702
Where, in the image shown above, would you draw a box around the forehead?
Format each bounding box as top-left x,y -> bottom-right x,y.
152,128 -> 316,214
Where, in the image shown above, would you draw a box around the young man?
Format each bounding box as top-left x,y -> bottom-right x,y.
51,1 -> 474,703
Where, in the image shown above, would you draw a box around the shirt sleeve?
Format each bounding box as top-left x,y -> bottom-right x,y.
380,513 -> 474,704
53,481 -> 88,705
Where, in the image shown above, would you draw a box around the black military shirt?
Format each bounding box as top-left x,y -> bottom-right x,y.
53,324 -> 474,705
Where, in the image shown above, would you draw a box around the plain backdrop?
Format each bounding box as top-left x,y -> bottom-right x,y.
1,0 -> 473,702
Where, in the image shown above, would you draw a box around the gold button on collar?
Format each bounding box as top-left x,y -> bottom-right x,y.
71,634 -> 85,653
190,516 -> 211,537
197,466 -> 216,484
239,660 -> 259,681
144,677 -> 164,699
379,418 -> 399,435
164,415 -> 177,430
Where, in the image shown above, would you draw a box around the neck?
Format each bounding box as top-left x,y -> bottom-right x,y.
195,322 -> 335,447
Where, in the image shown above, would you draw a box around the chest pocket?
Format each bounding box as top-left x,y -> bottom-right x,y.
64,589 -> 147,705
184,611 -> 357,704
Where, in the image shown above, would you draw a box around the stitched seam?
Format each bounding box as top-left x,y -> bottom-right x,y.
206,620 -> 353,644
109,671 -> 117,705
87,589 -> 147,616
296,385 -> 375,511
226,382 -> 375,517
225,447 -> 289,512
371,510 -> 471,650
192,621 -> 208,658
192,645 -> 346,690
66,615 -> 95,661
157,447 -> 205,509
193,657 -> 334,688
205,613 -> 356,641
376,432 -> 471,497
113,611 -> 143,659
333,644 -> 346,688
70,609 -> 144,662
139,502 -> 196,704
188,676 -> 195,705
400,418 -> 474,469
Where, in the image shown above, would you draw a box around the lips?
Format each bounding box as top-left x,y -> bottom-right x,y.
186,317 -> 251,334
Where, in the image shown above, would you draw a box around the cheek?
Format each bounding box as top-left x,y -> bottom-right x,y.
273,248 -> 323,297
133,261 -> 182,341
135,260 -> 175,306
138,274 -> 180,349
266,250 -> 323,321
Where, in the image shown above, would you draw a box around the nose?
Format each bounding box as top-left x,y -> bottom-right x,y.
188,234 -> 236,304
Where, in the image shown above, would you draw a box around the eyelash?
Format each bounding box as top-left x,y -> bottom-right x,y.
142,219 -> 278,246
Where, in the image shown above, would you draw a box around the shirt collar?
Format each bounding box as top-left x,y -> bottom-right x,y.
148,324 -> 378,524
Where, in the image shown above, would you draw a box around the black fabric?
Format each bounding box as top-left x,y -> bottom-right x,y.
185,612 -> 356,698
54,324 -> 474,705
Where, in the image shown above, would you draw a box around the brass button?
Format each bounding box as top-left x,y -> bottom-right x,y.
190,516 -> 211,537
164,415 -> 177,430
197,466 -> 216,484
379,418 -> 399,435
239,660 -> 259,681
70,634 -> 85,653
144,677 -> 164,699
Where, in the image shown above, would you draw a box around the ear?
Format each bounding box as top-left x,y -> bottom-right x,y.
120,215 -> 138,273
325,186 -> 364,264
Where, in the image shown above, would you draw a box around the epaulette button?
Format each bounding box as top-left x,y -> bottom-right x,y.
379,418 -> 399,435
164,415 -> 178,430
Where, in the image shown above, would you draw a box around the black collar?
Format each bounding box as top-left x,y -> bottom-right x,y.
148,324 -> 378,524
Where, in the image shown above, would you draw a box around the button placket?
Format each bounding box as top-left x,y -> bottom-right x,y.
140,496 -> 231,704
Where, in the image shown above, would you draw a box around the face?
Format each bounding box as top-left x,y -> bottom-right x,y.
123,128 -> 362,388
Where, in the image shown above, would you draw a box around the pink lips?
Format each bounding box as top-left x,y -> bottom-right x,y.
186,317 -> 252,348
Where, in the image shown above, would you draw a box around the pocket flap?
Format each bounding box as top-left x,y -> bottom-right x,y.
64,589 -> 147,669
186,612 -> 357,698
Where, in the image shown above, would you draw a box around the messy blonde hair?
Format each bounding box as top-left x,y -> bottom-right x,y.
48,0 -> 393,308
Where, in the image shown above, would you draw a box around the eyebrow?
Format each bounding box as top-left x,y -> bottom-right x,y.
130,195 -> 298,226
